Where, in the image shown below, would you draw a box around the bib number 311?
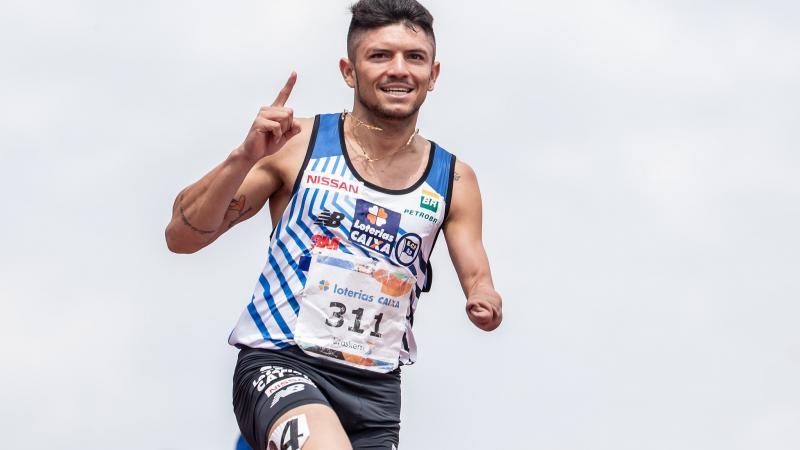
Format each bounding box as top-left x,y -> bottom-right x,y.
294,249 -> 416,373
325,303 -> 384,337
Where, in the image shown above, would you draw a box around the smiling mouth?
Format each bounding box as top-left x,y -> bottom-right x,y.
380,87 -> 414,97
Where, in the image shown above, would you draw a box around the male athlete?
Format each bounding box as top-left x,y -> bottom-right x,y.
165,1 -> 502,449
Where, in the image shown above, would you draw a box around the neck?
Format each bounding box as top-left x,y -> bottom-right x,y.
347,104 -> 420,158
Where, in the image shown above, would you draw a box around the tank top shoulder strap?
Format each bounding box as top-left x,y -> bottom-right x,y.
287,113 -> 338,198
423,142 -> 457,221
309,113 -> 343,159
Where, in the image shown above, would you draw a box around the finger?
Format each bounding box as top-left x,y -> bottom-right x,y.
470,308 -> 490,320
286,118 -> 302,137
271,71 -> 297,107
254,119 -> 283,140
467,299 -> 488,311
276,107 -> 294,135
259,107 -> 293,134
468,304 -> 486,314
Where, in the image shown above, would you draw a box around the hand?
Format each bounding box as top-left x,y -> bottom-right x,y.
466,295 -> 502,331
237,72 -> 302,162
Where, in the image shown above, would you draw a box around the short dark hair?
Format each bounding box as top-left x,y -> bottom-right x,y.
347,0 -> 436,60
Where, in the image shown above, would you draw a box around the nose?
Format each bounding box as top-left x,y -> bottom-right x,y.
386,54 -> 410,77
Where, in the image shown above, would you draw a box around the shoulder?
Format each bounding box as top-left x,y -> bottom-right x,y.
425,142 -> 471,182
453,159 -> 477,184
444,158 -> 482,227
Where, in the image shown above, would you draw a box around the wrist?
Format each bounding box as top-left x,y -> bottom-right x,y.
228,145 -> 260,166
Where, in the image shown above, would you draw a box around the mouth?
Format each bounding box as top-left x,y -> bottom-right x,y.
380,86 -> 414,97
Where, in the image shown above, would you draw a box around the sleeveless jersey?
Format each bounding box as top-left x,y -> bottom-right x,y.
228,113 -> 456,365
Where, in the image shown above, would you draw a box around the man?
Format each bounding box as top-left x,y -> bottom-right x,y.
165,1 -> 502,449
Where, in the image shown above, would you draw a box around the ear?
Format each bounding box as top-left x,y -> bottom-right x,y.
340,58 -> 356,89
427,61 -> 441,92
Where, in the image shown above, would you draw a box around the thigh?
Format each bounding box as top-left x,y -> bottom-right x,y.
321,368 -> 400,450
233,352 -> 334,450
348,427 -> 399,450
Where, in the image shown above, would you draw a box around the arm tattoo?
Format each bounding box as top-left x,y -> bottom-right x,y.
179,203 -> 216,235
227,195 -> 252,229
454,172 -> 461,181
228,195 -> 246,213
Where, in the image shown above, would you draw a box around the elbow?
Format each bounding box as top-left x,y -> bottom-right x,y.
164,224 -> 202,254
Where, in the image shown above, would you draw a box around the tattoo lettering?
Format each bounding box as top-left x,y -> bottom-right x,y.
454,172 -> 461,181
179,203 -> 216,235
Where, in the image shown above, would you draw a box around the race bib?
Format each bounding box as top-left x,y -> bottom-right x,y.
294,249 -> 416,373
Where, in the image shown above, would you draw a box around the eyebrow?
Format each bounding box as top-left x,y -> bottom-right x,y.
366,47 -> 430,56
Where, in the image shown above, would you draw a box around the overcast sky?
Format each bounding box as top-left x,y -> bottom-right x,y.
2,1 -> 799,449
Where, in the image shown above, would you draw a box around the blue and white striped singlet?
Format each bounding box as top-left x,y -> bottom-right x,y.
228,113 -> 456,364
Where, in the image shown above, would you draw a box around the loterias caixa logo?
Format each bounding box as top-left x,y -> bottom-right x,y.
349,199 -> 400,257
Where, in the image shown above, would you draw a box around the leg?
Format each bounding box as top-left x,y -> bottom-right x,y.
233,349 -> 347,450
267,403 -> 352,450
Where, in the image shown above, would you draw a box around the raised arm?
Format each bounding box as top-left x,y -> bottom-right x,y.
165,72 -> 307,253
443,161 -> 503,331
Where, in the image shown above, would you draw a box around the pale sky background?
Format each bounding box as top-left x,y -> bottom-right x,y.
1,1 -> 799,449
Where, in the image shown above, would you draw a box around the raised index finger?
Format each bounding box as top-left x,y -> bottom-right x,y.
271,71 -> 297,107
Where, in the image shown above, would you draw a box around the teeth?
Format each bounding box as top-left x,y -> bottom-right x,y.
383,88 -> 411,93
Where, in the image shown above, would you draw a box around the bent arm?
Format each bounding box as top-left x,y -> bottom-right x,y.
165,74 -> 310,253
443,161 -> 503,331
164,148 -> 279,253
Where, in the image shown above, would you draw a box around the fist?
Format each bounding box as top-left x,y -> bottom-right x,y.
239,72 -> 302,162
466,296 -> 502,331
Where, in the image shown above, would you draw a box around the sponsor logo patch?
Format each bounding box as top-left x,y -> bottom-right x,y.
306,172 -> 360,194
349,199 -> 400,257
264,376 -> 316,397
270,383 -> 306,407
420,189 -> 441,213
403,208 -> 439,224
327,283 -> 375,303
311,234 -> 340,250
395,233 -> 422,266
252,366 -> 313,393
314,209 -> 345,228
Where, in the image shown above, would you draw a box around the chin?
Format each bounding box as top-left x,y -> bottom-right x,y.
368,100 -> 423,121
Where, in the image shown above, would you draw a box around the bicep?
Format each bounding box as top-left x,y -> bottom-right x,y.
203,161 -> 280,243
226,164 -> 279,226
204,116 -> 314,243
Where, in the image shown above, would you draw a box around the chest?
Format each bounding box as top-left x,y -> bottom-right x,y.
345,149 -> 429,191
297,160 -> 444,266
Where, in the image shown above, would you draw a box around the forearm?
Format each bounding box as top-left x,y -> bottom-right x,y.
165,147 -> 257,252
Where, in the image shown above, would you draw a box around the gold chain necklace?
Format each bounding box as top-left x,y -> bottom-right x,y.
342,109 -> 419,163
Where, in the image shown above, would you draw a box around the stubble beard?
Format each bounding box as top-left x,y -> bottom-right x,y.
354,78 -> 424,122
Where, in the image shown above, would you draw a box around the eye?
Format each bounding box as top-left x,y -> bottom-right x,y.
370,52 -> 389,59
408,53 -> 426,61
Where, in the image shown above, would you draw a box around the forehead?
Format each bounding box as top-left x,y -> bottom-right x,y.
353,23 -> 435,55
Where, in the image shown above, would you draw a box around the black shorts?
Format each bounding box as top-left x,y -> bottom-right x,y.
232,346 -> 401,450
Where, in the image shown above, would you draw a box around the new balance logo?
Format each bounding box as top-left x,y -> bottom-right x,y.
315,210 -> 345,228
270,383 -> 306,407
